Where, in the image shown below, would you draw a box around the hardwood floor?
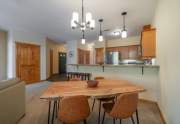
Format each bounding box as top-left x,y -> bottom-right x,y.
18,81 -> 164,124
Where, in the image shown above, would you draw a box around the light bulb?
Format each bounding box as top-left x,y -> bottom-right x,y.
71,20 -> 76,29
80,22 -> 86,31
98,35 -> 104,42
90,20 -> 95,29
121,30 -> 127,38
86,13 -> 92,23
72,12 -> 79,22
81,38 -> 86,44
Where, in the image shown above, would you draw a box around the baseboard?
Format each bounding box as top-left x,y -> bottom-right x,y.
156,103 -> 167,124
139,99 -> 166,124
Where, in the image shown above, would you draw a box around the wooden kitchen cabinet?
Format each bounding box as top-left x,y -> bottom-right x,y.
118,47 -> 129,60
128,45 -> 140,59
95,48 -> 104,64
77,48 -> 90,64
141,28 -> 156,58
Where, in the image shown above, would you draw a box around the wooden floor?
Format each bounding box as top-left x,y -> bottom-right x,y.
18,81 -> 164,124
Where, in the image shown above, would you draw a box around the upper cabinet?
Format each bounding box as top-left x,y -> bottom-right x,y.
95,48 -> 104,64
141,25 -> 156,59
106,45 -> 140,60
77,48 -> 90,64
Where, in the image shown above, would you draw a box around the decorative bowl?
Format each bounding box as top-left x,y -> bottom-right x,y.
87,80 -> 99,88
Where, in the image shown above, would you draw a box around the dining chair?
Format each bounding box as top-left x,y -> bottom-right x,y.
69,77 -> 81,81
92,76 -> 116,124
58,95 -> 90,124
102,93 -> 139,124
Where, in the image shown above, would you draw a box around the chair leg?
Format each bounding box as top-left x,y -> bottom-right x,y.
102,111 -> 106,124
92,99 -> 96,111
131,116 -> 135,124
136,109 -> 140,124
98,101 -> 102,124
113,118 -> 116,124
84,119 -> 87,124
119,119 -> 121,124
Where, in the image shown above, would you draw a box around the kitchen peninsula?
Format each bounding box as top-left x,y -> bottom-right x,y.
67,63 -> 160,103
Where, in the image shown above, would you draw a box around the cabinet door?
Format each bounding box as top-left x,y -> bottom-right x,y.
128,45 -> 139,59
141,29 -> 156,58
118,47 -> 129,60
85,51 -> 90,64
96,48 -> 104,64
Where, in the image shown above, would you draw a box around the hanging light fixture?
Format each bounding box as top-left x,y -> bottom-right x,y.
98,19 -> 104,42
121,12 -> 127,38
81,31 -> 86,44
71,0 -> 95,31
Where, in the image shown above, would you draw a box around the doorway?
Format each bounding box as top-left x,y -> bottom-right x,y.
59,52 -> 66,74
16,42 -> 40,84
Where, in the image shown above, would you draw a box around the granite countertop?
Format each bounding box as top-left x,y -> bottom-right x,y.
68,64 -> 160,68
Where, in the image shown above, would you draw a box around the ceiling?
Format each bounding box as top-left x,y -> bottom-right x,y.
0,0 -> 157,42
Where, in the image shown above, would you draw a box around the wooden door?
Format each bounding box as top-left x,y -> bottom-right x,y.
59,52 -> 67,74
16,43 -> 40,84
141,29 -> 156,58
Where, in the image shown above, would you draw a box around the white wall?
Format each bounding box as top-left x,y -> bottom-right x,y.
153,0 -> 180,123
95,36 -> 140,48
66,40 -> 78,72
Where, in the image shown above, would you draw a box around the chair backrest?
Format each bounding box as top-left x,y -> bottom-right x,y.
58,95 -> 90,124
69,77 -> 81,81
110,93 -> 138,118
94,76 -> 105,80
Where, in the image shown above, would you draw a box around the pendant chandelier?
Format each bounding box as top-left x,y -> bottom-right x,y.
98,19 -> 104,42
121,12 -> 127,38
71,0 -> 95,31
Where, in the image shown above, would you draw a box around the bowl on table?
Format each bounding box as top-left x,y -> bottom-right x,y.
87,80 -> 99,88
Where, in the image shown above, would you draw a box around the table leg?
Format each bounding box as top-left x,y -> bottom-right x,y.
48,100 -> 51,124
51,100 -> 57,124
136,109 -> 140,124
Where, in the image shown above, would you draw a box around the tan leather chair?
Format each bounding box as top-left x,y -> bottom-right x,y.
102,93 -> 139,124
58,95 -> 90,124
94,77 -> 105,80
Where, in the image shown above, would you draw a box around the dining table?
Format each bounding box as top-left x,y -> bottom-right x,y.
40,79 -> 145,124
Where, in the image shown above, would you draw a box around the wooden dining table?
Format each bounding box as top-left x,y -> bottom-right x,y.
40,79 -> 145,124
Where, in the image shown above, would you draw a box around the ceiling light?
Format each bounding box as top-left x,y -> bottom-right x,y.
99,35 -> 104,42
81,31 -> 86,44
71,0 -> 95,31
121,30 -> 127,38
121,12 -> 127,38
98,19 -> 104,42
81,38 -> 86,44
